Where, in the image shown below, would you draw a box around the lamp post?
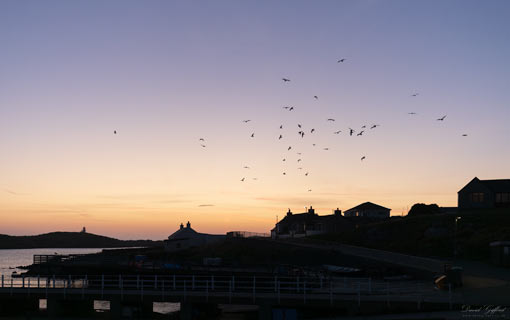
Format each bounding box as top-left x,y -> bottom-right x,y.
454,216 -> 461,259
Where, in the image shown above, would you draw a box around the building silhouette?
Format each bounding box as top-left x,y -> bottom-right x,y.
458,177 -> 510,209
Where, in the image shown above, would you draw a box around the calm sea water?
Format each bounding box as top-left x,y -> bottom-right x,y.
0,248 -> 180,314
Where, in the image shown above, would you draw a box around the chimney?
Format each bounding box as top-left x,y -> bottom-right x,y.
186,221 -> 191,228
334,208 -> 342,216
308,206 -> 315,214
287,208 -> 292,216
180,223 -> 184,230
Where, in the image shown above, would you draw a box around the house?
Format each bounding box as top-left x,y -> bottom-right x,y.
271,207 -> 352,239
458,177 -> 510,210
164,221 -> 225,252
343,202 -> 391,218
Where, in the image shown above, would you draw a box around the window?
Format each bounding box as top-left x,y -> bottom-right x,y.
496,193 -> 510,203
470,193 -> 484,203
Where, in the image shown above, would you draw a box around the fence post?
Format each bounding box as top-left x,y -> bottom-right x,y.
37,275 -> 40,288
329,280 -> 333,306
1,274 -> 3,288
357,282 -> 361,307
303,281 -> 306,304
448,284 -> 452,310
22,275 -> 25,288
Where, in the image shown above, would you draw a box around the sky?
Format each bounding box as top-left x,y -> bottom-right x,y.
1,0 -> 509,239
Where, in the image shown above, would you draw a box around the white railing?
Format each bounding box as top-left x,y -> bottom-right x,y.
0,274 -> 460,306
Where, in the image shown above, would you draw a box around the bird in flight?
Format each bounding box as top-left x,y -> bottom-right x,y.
297,159 -> 302,162
298,124 -> 302,128
370,124 -> 379,129
314,95 -> 318,100
349,128 -> 355,136
437,115 -> 447,121
297,152 -> 302,155
337,58 -> 346,63
288,146 -> 292,151
327,118 -> 335,122
357,131 -> 364,136
243,120 -> 251,123
305,172 -> 309,176
253,178 -> 258,180
299,131 -> 305,138
311,128 -> 315,133
279,125 -> 283,129
199,138 -> 205,141
408,112 -> 417,115
251,133 -> 255,137
283,106 -> 290,110
282,158 -> 286,161
298,167 -> 303,170
279,134 -> 283,140
289,107 -> 294,111
200,144 -> 206,148
243,166 -> 250,169
283,172 -> 286,175
308,189 -> 312,192
312,144 -> 316,146
282,78 -> 290,82
462,134 -> 468,137
241,178 -> 245,182
361,125 -> 366,129
334,130 -> 342,134
114,130 -> 117,134
323,148 -> 329,151
361,156 -> 366,161
411,93 -> 419,97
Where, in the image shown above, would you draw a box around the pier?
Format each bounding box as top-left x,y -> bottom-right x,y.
0,273 -> 462,319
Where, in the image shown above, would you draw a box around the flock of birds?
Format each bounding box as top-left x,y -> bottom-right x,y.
113,58 -> 467,194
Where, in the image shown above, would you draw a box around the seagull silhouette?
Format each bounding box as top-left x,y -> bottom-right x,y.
283,107 -> 290,109
253,178 -> 258,180
297,159 -> 302,162
297,152 -> 302,155
361,125 -> 366,129
311,128 -> 315,133
370,125 -> 379,129
462,134 -> 468,137
199,138 -> 205,141
349,128 -> 355,136
251,133 -> 255,137
408,112 -> 417,115
327,118 -> 335,122
282,158 -> 286,161
289,107 -> 294,111
279,135 -> 283,140
357,131 -> 364,136
437,115 -> 447,121
200,144 -> 206,148
282,78 -> 290,82
243,120 -> 251,123
361,156 -> 366,161
288,146 -> 292,151
280,125 -> 283,129
308,189 -> 312,192
305,172 -> 309,176
241,178 -> 245,182
314,96 -> 318,100
114,130 -> 117,134
323,148 -> 329,151
300,131 -> 305,138
243,166 -> 250,169
411,93 -> 419,97
298,167 -> 303,170
334,130 -> 342,134
298,124 -> 302,128
283,172 -> 286,175
337,58 -> 346,63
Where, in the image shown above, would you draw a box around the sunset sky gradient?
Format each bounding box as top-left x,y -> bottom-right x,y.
1,1 -> 509,239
